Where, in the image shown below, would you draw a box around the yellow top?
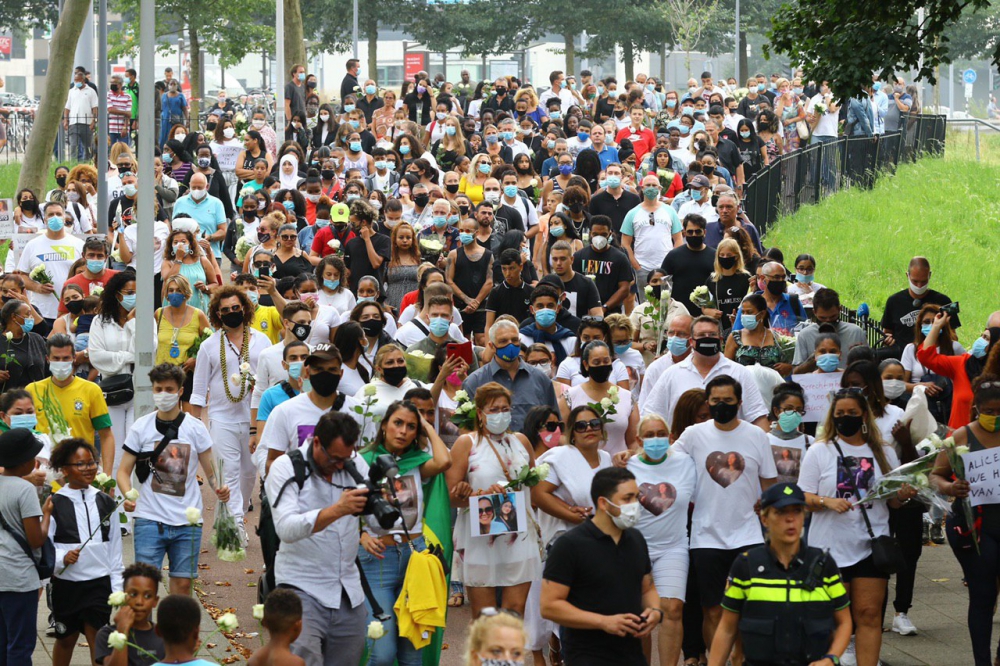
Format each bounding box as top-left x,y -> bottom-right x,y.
27,377 -> 112,444
252,305 -> 283,344
458,177 -> 485,206
156,308 -> 205,365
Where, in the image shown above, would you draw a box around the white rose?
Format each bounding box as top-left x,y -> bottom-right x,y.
230,373 -> 242,386
367,620 -> 385,640
534,462 -> 551,481
600,397 -> 613,411
107,631 -> 127,650
124,488 -> 140,502
94,472 -> 111,485
644,285 -> 653,296
529,179 -> 538,187
3,331 -> 11,341
252,604 -> 265,621
217,612 -> 239,633
363,384 -> 377,397
328,239 -> 341,250
454,390 -> 468,402
955,445 -> 970,456
108,591 -> 128,607
185,507 -> 202,525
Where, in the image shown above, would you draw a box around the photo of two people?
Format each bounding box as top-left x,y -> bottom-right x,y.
471,491 -> 525,536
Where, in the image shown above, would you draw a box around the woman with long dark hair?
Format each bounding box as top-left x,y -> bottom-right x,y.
333,320 -> 372,397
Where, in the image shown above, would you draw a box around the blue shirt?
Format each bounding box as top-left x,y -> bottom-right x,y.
173,194 -> 226,258
541,156 -> 559,179
594,145 -> 620,170
462,359 -> 559,434
257,382 -> 299,422
730,291 -> 806,337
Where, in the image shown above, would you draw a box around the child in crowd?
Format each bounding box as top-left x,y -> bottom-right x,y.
249,588 -> 305,666
152,595 -> 216,666
72,295 -> 101,380
95,563 -> 166,666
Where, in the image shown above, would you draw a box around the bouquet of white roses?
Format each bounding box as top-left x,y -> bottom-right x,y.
852,449 -> 951,512
584,385 -> 621,424
210,461 -> 245,562
689,285 -> 714,310
505,463 -> 550,492
29,263 -> 53,285
813,102 -> 828,115
449,389 -> 477,431
234,235 -> 258,263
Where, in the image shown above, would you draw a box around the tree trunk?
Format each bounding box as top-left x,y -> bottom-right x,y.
366,11 -> 378,83
563,33 -> 575,74
18,0 -> 91,194
284,0 -> 306,76
188,25 -> 201,130
738,30 -> 749,85
623,42 -> 635,82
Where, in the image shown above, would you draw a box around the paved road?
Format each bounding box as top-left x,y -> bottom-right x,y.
33,480 -> 987,665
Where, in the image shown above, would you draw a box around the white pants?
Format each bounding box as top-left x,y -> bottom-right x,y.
211,420 -> 254,521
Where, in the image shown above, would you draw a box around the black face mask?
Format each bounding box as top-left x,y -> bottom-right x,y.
649,284 -> 662,300
0,296 -> 13,305
382,365 -> 408,387
309,370 -> 342,396
587,364 -> 614,384
321,169 -> 336,180
413,194 -> 430,208
307,81 -> 318,89
445,183 -> 460,194
361,319 -> 384,339
568,202 -> 584,214
20,200 -> 35,212
117,164 -> 132,173
291,323 -> 311,341
206,123 -> 217,131
257,233 -> 271,244
515,164 -> 531,174
709,401 -> 739,424
243,211 -> 258,221
766,280 -> 787,296
703,166 -> 715,176
220,311 -> 244,329
686,235 -> 704,249
718,256 -> 737,270
459,205 -> 471,217
110,84 -> 119,92
834,414 -> 864,438
56,175 -> 67,188
693,337 -> 722,356
65,299 -> 85,315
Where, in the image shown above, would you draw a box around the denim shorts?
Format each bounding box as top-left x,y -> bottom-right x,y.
134,517 -> 203,579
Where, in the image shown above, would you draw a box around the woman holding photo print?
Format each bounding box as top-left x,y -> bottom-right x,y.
767,382 -> 811,484
358,400 -> 451,666
447,382 -> 541,619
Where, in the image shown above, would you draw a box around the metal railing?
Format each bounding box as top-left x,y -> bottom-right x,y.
744,113 -> 947,235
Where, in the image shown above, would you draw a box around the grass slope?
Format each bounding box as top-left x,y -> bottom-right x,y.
763,151 -> 1000,347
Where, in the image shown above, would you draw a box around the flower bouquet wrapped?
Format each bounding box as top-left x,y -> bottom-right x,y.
418,236 -> 445,263
234,235 -> 258,263
404,349 -> 435,383
775,333 -> 797,364
186,327 -> 214,359
942,436 -> 978,553
29,263 -> 53,285
851,449 -> 951,513
211,461 -> 246,562
449,390 -> 477,431
689,285 -> 714,310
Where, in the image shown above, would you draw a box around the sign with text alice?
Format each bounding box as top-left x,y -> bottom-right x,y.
963,447 -> 1000,507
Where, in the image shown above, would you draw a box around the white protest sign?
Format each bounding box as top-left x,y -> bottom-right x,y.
964,448 -> 1000,507
213,143 -> 243,171
0,199 -> 14,237
791,372 -> 844,423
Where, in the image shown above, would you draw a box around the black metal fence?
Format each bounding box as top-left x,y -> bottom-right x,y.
744,113 -> 947,235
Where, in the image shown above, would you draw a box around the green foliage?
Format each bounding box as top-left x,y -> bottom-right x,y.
408,0 -> 534,56
942,0 -> 1000,60
0,0 -> 57,31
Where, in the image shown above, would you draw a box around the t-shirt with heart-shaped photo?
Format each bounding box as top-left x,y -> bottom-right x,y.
627,450 -> 697,552
673,419 -> 778,550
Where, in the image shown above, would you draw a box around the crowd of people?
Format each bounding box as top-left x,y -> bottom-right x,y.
0,58 -> 989,666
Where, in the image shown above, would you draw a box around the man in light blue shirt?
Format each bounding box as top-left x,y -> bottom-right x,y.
872,82 -> 889,135
591,125 -> 620,170
172,172 -> 227,259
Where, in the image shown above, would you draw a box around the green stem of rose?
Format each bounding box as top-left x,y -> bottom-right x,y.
124,635 -> 160,662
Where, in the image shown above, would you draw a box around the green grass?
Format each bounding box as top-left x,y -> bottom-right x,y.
0,162 -> 59,198
944,128 -> 1000,166
764,149 -> 1000,348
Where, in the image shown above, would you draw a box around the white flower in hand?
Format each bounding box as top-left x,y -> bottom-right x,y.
328,239 -> 341,250
107,631 -> 127,650
252,604 -> 265,621
108,591 -> 128,607
217,613 -> 239,633
454,389 -> 468,402
955,445 -> 970,456
124,488 -> 140,502
185,507 -> 202,525
363,384 -> 377,398
534,462 -> 551,481
3,331 -> 11,341
367,620 -> 385,640
529,178 -> 538,187
95,472 -> 111,486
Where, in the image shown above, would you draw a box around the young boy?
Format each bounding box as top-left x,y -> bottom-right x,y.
95,563 -> 166,666
249,589 -> 305,666
151,595 -> 215,666
72,295 -> 100,380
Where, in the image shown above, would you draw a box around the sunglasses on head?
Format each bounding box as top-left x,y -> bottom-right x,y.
573,418 -> 604,433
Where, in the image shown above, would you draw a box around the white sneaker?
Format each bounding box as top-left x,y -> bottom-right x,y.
892,612 -> 918,635
841,637 -> 857,666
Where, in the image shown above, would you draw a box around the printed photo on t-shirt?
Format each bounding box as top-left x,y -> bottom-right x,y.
772,446 -> 802,484
836,456 -> 875,508
638,481 -> 677,516
706,451 -> 745,487
388,475 -> 419,530
296,425 -> 317,450
438,407 -> 460,447
151,442 -> 192,497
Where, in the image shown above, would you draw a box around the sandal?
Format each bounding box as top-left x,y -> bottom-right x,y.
448,592 -> 464,607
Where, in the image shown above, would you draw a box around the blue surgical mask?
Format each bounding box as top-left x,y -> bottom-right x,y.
432,215 -> 448,228
459,232 -> 475,245
86,259 -> 105,274
666,99 -> 677,109
246,291 -> 259,305
795,272 -> 814,284
777,410 -> 803,433
349,141 -> 362,152
448,215 -> 459,224
349,120 -> 360,130
606,176 -> 622,189
550,225 -> 565,237
873,82 -> 882,92
643,437 -> 670,460
287,361 -> 304,380
667,336 -> 688,356
343,104 -> 356,113
47,216 -> 65,232
399,144 -> 411,155
315,218 -> 330,228
920,324 -> 932,337
19,317 -> 34,334
120,294 -> 136,311
549,111 -> 561,120
445,125 -> 457,136
757,84 -> 765,92
166,292 -> 186,308
9,413 -> 37,431
479,163 -> 491,174
599,180 -> 607,189
577,132 -> 590,142
485,134 -> 499,144
816,353 -> 841,372
559,164 -> 573,176
374,160 -> 387,171
534,308 -> 557,328
298,72 -> 306,82
365,85 -> 377,95
547,140 -> 556,149
691,189 -> 703,201
741,314 -> 759,330
500,131 -> 515,141
614,343 -> 632,356
324,279 -> 340,291
739,131 -> 751,138
282,200 -> 296,211
429,317 -> 450,337
972,337 -> 990,359
503,185 -> 518,198
495,342 -> 520,362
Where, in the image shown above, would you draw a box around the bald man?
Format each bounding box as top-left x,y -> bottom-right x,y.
172,171 -> 227,260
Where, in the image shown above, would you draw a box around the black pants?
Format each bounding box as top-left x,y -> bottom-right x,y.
682,557 -> 705,660
888,504 -> 924,613
949,512 -> 1000,666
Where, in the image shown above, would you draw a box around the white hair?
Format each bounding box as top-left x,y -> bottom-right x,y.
489,319 -> 519,345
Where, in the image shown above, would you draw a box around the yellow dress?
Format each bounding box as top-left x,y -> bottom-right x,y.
156,308 -> 203,365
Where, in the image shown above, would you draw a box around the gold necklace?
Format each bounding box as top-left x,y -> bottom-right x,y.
219,327 -> 250,403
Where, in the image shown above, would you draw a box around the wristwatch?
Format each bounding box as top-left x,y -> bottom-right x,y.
823,655 -> 840,666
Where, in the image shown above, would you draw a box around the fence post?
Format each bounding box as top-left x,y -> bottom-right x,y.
814,142 -> 823,204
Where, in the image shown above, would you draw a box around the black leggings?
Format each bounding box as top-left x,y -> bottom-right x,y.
682,564 -> 705,660
948,511 -> 1000,666
888,505 -> 924,613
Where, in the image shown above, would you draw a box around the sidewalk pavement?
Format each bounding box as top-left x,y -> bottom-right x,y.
33,532 -> 984,665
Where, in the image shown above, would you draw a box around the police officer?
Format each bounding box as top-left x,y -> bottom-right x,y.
708,483 -> 852,666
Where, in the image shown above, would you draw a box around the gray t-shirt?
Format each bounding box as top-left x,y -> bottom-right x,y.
0,475 -> 43,592
792,321 -> 868,368
95,623 -> 165,666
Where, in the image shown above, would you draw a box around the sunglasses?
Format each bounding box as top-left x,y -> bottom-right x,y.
573,418 -> 604,433
581,315 -> 605,325
540,421 -> 563,433
219,306 -> 243,315
478,506 -> 494,515
280,235 -> 298,241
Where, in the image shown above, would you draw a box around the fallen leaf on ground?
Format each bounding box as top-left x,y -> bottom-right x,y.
931,578 -> 950,582
214,581 -> 232,587
247,582 -> 257,587
206,643 -> 217,649
243,568 -> 255,574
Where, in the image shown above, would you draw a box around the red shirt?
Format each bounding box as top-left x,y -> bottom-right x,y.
310,225 -> 356,257
615,126 -> 656,161
916,344 -> 973,431
399,290 -> 419,313
58,269 -> 119,314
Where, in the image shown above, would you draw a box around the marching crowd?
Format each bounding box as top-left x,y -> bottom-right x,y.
0,59 -> 991,666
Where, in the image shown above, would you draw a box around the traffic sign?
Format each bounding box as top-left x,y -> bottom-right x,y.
963,68 -> 977,85
965,83 -> 974,98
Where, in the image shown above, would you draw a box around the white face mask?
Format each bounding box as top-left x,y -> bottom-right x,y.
252,120 -> 265,129
883,379 -> 906,400
174,133 -> 187,142
908,279 -> 929,296
606,499 -> 641,530
485,411 -> 511,434
223,127 -> 236,139
153,392 -> 180,412
190,188 -> 207,201
50,361 -> 74,381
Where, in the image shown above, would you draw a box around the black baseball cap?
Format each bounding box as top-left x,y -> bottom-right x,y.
760,482 -> 807,510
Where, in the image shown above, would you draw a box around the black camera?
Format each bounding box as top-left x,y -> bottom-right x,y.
343,454 -> 401,529
942,302 -> 960,318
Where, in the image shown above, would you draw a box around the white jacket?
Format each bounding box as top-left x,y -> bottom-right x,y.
49,485 -> 124,590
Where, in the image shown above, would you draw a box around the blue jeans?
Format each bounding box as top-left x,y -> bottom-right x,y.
0,589 -> 37,666
133,517 -> 203,578
358,536 -> 425,666
109,133 -> 129,146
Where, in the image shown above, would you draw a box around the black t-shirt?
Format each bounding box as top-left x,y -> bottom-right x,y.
560,272 -> 603,318
543,520 -> 651,666
714,137 -> 743,176
589,189 -> 642,236
736,135 -> 766,180
737,95 -> 765,120
880,288 -> 960,347
486,280 -> 533,323
705,272 -> 751,322
95,623 -> 164,666
344,233 -> 392,291
284,81 -> 306,120
573,245 -> 633,312
661,244 -> 716,315
403,91 -> 433,125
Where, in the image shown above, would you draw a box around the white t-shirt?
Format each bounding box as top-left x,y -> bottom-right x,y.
616,348 -> 646,399
308,304 -> 343,347
257,391 -> 362,477
339,364 -> 368,398
521,333 -> 576,360
557,356 -> 629,387
798,439 -> 900,567
810,94 -> 840,137
16,233 -> 85,319
124,412 -> 214,526
123,220 -> 170,273
318,288 -> 357,316
673,420 -> 778,550
396,319 -> 467,347
767,432 -> 811,484
628,451 -> 697,552
901,340 -> 965,382
620,204 -> 682,272
675,199 -> 720,225
398,304 -> 464,328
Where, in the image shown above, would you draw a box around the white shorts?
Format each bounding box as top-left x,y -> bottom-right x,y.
650,547 -> 689,601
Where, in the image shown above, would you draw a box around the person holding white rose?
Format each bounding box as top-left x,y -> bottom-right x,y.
563,341 -> 638,456
118,364 -> 229,596
93,562 -> 166,666
354,345 -> 423,442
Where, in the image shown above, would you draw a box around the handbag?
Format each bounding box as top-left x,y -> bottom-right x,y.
98,373 -> 134,406
830,439 -> 907,574
0,510 -> 56,579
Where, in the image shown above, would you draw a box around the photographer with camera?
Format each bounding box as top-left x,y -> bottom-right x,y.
264,411 -> 372,666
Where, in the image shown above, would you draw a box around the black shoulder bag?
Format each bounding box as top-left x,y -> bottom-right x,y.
830,439 -> 906,574
133,413 -> 186,484
0,510 -> 56,579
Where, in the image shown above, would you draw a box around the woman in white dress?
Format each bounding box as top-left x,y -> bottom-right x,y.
446,382 -> 541,618
563,341 -> 638,456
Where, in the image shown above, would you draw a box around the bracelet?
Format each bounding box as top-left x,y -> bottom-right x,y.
647,607 -> 663,621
